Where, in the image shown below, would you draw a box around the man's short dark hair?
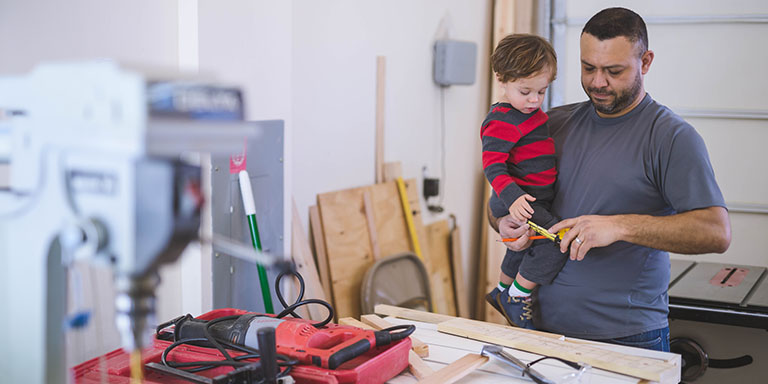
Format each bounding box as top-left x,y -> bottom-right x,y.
582,8 -> 648,55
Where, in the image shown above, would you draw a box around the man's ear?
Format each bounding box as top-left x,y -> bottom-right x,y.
641,50 -> 654,74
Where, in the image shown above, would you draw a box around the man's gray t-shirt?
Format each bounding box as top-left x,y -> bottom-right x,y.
535,94 -> 725,339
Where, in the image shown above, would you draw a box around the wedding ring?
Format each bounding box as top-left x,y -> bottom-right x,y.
575,237 -> 583,244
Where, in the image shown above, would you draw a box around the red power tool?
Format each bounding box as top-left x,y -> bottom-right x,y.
161,313 -> 415,370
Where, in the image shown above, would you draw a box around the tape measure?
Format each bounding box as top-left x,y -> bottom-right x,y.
527,220 -> 569,244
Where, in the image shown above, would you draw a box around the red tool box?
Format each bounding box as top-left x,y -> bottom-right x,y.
73,308 -> 411,384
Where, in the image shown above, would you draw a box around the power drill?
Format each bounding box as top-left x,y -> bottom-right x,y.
160,313 -> 415,370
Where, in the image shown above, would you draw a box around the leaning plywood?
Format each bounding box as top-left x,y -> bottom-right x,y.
309,206 -> 333,306
318,186 -> 373,320
317,180 -> 420,319
449,222 -> 470,318
425,220 -> 456,316
290,199 -> 327,321
370,182 -> 411,259
438,318 -> 680,383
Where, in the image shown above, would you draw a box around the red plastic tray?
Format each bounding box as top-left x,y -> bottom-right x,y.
73,308 -> 410,384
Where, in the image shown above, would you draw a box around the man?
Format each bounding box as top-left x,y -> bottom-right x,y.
490,7 -> 731,351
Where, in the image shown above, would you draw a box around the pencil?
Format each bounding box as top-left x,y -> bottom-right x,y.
497,235 -> 548,242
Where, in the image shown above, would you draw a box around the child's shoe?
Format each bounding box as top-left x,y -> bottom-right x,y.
496,291 -> 535,329
485,287 -> 504,317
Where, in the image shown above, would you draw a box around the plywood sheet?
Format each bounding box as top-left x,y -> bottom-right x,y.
425,220 -> 457,316
318,180 -> 420,320
291,199 -> 326,321
318,186 -> 372,320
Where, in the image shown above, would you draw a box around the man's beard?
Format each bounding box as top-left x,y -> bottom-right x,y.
583,72 -> 642,115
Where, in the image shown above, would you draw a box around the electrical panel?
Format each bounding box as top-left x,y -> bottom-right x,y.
433,39 -> 477,86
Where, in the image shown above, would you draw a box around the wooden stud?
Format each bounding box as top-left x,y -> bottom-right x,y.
360,314 -> 428,358
337,317 -> 374,329
408,350 -> 435,380
382,161 -> 402,182
375,305 -> 560,339
374,304 -> 455,324
375,56 -> 385,184
449,221 -> 470,318
417,353 -> 488,384
363,191 -> 381,261
309,205 -> 333,306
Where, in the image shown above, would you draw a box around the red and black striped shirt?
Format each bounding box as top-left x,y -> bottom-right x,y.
481,103 -> 556,210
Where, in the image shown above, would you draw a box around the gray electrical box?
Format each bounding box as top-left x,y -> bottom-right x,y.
433,40 -> 477,86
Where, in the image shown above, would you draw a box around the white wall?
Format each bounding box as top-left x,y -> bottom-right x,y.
290,0 -> 492,305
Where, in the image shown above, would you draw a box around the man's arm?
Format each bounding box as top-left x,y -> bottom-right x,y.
549,206 -> 731,261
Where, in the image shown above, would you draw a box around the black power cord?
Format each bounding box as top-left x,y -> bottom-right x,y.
155,269 -> 336,382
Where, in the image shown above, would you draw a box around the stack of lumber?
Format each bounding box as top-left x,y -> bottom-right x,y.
303,176 -> 466,321
374,305 -> 682,384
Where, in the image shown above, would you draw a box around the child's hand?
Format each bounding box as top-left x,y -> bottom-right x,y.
508,194 -> 536,223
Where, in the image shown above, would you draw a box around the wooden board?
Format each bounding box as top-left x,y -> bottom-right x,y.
449,223 -> 470,318
417,353 -> 488,384
376,305 -> 563,340
384,316 -> 664,384
407,350 -> 435,380
375,56 -> 385,183
475,183 -> 489,321
291,199 -> 327,321
309,205 -> 333,305
383,161 -> 402,182
425,220 -> 456,316
360,314 -> 429,358
476,182 -> 507,324
438,318 -> 679,383
317,180 -> 419,319
337,317 -> 434,380
375,304 -> 456,324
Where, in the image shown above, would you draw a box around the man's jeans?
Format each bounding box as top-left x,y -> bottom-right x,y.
599,326 -> 670,352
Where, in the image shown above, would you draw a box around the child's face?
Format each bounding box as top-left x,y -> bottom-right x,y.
499,69 -> 552,114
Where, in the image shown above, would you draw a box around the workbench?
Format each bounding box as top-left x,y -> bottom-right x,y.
669,260 -> 768,329
383,317 -> 681,384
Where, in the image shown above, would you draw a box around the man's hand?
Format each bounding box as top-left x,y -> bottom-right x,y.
498,216 -> 534,252
548,207 -> 731,261
549,215 -> 622,261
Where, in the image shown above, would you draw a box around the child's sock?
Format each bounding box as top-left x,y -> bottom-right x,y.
508,279 -> 532,297
497,281 -> 510,292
